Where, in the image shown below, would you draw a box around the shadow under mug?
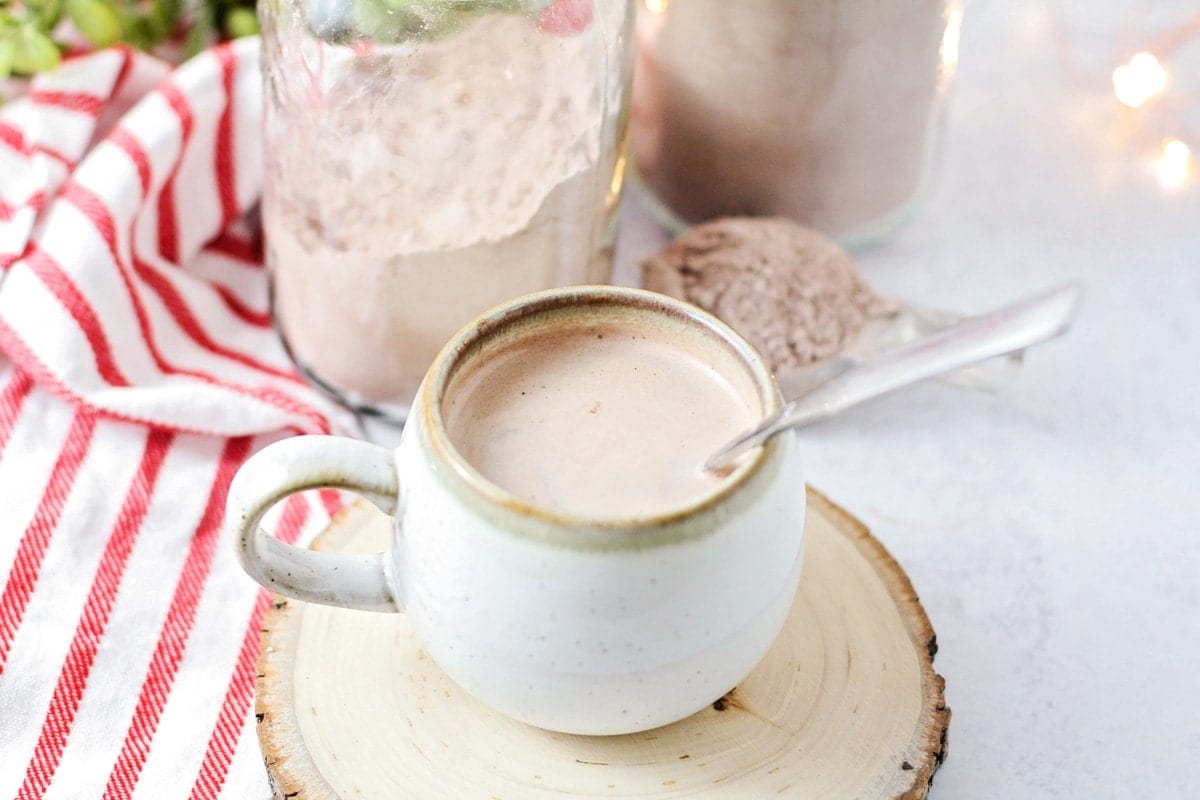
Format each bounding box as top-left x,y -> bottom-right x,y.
227,286 -> 806,735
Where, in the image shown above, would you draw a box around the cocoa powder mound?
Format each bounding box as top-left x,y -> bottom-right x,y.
642,217 -> 897,372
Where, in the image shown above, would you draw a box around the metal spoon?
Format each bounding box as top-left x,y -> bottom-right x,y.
705,282 -> 1084,472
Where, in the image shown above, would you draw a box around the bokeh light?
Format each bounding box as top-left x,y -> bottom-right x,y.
1112,52 -> 1168,109
1154,137 -> 1193,189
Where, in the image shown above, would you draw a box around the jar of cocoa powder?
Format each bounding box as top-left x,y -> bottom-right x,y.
261,0 -> 633,420
630,0 -> 960,247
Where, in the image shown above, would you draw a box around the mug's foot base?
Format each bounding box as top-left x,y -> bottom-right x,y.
256,489 -> 950,799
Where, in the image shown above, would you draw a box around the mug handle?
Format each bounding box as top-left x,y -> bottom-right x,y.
227,436 -> 403,613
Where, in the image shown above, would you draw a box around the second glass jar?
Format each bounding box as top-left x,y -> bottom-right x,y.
631,0 -> 960,247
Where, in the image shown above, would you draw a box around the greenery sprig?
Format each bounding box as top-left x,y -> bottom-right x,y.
0,0 -> 567,83
0,0 -> 258,79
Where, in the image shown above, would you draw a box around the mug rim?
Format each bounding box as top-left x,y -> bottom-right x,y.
416,285 -> 784,541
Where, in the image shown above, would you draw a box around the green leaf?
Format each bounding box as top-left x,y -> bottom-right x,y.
66,0 -> 122,47
10,25 -> 60,74
224,6 -> 258,38
122,14 -> 163,49
183,6 -> 213,57
37,0 -> 66,32
152,0 -> 182,31
0,37 -> 15,81
140,10 -> 169,42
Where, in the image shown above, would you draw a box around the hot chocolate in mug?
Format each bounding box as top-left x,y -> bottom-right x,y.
228,286 -> 805,735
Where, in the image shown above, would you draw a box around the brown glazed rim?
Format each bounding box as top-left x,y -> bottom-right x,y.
416,285 -> 785,546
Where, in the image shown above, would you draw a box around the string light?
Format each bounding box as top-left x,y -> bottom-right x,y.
1111,52 -> 1168,108
1154,138 -> 1193,189
1105,26 -> 1195,189
644,0 -> 669,14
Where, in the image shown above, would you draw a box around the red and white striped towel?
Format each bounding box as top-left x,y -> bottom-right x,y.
0,39 -> 355,798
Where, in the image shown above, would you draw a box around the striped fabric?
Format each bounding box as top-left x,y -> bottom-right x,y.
0,40 -> 354,798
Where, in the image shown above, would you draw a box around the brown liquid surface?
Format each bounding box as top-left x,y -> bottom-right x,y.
444,320 -> 759,518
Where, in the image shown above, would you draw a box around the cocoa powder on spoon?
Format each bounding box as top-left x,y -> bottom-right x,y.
642,217 -> 897,374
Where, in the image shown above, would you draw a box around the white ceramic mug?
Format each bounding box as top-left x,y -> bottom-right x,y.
228,286 -> 805,735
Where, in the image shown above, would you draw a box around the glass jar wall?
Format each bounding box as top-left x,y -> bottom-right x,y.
631,0 -> 960,248
261,0 -> 634,418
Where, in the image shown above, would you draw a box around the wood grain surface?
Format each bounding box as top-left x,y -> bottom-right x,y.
256,488 -> 949,799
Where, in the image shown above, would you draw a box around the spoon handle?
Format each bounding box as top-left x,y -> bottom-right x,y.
706,282 -> 1083,470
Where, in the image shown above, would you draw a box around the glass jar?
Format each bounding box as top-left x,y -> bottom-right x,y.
261,0 -> 633,419
630,0 -> 961,248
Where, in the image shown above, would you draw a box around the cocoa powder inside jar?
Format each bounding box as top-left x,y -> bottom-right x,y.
631,0 -> 952,240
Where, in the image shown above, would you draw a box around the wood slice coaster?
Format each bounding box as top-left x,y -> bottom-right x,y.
257,488 -> 949,799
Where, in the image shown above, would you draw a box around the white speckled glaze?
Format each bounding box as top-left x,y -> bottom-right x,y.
229,286 -> 805,735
